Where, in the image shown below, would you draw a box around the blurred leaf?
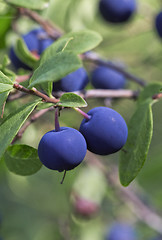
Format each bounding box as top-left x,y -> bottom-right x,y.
5,0 -> 50,10
4,144 -> 42,176
0,71 -> 13,93
2,55 -> 10,69
138,83 -> 162,105
58,93 -> 87,108
0,11 -> 12,49
0,100 -> 40,160
14,38 -> 39,69
61,30 -> 102,53
119,100 -> 153,186
0,64 -> 16,79
41,30 -> 102,64
29,51 -> 82,88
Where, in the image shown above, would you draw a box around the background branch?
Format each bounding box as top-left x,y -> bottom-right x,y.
86,152 -> 162,235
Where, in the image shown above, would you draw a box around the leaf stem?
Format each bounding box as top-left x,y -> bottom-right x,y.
74,107 -> 91,120
55,108 -> 60,132
60,170 -> 67,184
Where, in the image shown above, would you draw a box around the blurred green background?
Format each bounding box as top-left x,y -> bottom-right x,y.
1,0 -> 162,239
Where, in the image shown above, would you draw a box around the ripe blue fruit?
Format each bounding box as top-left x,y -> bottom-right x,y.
106,223 -> 137,240
99,0 -> 136,23
91,66 -> 126,89
79,107 -> 128,155
38,127 -> 87,172
53,67 -> 89,92
9,28 -> 54,70
155,12 -> 162,38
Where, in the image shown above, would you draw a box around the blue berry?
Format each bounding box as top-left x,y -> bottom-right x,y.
79,107 -> 128,155
53,68 -> 89,92
38,127 -> 87,172
91,66 -> 126,89
9,28 -> 54,70
99,0 -> 136,23
155,12 -> 162,38
106,223 -> 137,240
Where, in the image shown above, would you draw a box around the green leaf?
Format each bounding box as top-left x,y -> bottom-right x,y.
5,0 -> 50,10
39,82 -> 53,97
0,100 -> 40,160
40,30 -> 102,64
0,71 -> 13,93
119,101 -> 153,186
40,37 -> 73,64
4,144 -> 42,176
59,30 -> 102,54
37,102 -> 53,110
2,55 -> 10,70
14,38 -> 39,69
0,71 -> 13,85
29,51 -> 82,88
0,65 -> 16,79
0,91 -> 10,116
137,83 -> 162,105
58,93 -> 87,108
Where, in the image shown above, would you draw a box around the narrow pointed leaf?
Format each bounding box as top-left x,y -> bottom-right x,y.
0,100 -> 40,160
29,51 -> 82,88
4,144 -> 42,176
0,83 -> 13,93
0,91 -> 10,116
58,93 -> 87,108
119,101 -> 153,186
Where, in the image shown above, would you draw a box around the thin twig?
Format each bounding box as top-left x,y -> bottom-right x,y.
83,52 -> 146,87
13,83 -> 60,104
19,8 -> 62,40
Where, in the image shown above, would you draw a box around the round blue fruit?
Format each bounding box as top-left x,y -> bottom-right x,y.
79,107 -> 128,155
9,28 -> 54,70
38,127 -> 87,172
106,223 -> 137,240
99,0 -> 136,23
53,68 -> 89,92
155,12 -> 162,38
91,66 -> 126,89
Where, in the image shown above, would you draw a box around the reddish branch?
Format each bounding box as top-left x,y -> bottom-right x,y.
13,83 -> 60,104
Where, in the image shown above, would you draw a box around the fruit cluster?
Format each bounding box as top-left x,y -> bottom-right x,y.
9,25 -> 129,173
38,106 -> 128,172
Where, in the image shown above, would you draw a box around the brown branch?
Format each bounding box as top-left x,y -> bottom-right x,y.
12,107 -> 54,143
86,152 -> 162,235
19,8 -> 63,40
13,83 -> 60,104
83,52 -> 146,87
